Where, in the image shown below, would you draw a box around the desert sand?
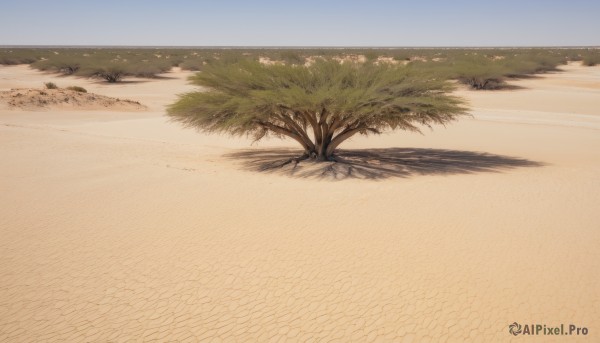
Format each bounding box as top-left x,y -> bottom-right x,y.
1,63 -> 599,342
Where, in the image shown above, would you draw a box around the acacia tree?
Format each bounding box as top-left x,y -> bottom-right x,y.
168,60 -> 467,161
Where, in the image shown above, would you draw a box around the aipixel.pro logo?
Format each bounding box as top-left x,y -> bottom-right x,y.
508,322 -> 588,336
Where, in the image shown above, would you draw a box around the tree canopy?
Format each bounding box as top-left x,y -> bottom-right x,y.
168,60 -> 468,161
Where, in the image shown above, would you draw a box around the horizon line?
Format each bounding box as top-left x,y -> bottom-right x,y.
2,45 -> 599,49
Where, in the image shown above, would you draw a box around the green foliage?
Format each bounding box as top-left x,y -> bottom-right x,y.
582,51 -> 600,66
25,49 -> 175,81
277,50 -> 306,65
448,56 -> 510,90
168,60 -> 467,160
2,47 -> 596,87
33,57 -> 81,75
66,86 -> 87,93
128,59 -> 172,78
417,50 -> 568,89
44,82 -> 58,89
75,58 -> 171,82
393,54 -> 411,62
0,49 -> 48,65
507,51 -> 565,74
179,57 -> 209,71
77,62 -> 127,83
362,50 -> 381,62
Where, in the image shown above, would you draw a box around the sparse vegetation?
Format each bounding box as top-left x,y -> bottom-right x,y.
582,52 -> 600,66
168,60 -> 467,162
446,56 -> 510,90
79,64 -> 127,83
1,47 -> 597,87
179,57 -> 208,71
66,86 -> 87,93
0,49 -> 48,65
277,50 -> 306,65
44,82 -> 58,89
33,57 -> 81,75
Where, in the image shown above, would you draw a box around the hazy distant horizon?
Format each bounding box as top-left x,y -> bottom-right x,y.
2,45 -> 599,49
1,0 -> 599,47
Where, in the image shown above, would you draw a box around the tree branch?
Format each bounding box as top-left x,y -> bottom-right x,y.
256,120 -> 311,152
301,110 -> 322,148
326,124 -> 370,156
276,112 -> 315,151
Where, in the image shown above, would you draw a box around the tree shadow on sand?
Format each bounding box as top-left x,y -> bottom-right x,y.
225,147 -> 545,180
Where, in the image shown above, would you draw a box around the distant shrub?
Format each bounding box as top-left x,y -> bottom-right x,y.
44,82 -> 58,89
563,50 -> 584,62
179,58 -> 207,71
78,63 -> 127,83
56,62 -> 80,75
582,53 -> 600,66
76,58 -> 173,82
3,47 -> 596,88
278,50 -> 306,65
362,51 -> 380,62
422,51 -> 569,90
393,55 -> 411,62
444,57 -> 510,90
458,76 -> 505,90
526,53 -> 565,73
66,86 -> 87,93
0,49 -> 46,65
1,56 -> 34,65
33,58 -> 80,75
582,59 -> 598,67
128,59 -> 172,78
96,68 -> 125,83
219,52 -> 256,64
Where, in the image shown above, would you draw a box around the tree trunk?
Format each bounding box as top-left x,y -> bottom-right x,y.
313,135 -> 334,161
317,142 -> 327,160
264,110 -> 363,162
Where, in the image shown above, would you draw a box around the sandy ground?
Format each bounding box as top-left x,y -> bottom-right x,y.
1,63 -> 599,342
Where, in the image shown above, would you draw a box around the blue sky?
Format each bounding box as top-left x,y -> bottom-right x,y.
1,0 -> 598,46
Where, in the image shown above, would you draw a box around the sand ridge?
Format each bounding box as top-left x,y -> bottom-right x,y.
0,88 -> 146,111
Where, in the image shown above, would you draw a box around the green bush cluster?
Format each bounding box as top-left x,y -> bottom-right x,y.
582,51 -> 600,66
44,82 -> 58,89
440,51 -> 568,89
0,49 -> 49,65
28,50 -> 177,82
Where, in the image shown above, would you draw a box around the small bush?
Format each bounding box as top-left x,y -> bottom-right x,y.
33,58 -> 80,75
44,82 -> 58,89
179,58 -> 206,71
362,51 -> 380,62
78,64 -> 126,83
582,52 -> 600,66
278,50 -> 306,65
66,86 -> 87,93
0,49 -> 47,65
443,57 -> 510,90
98,69 -> 124,83
393,55 -> 411,62
458,76 -> 506,90
77,58 -> 173,82
128,59 -> 172,77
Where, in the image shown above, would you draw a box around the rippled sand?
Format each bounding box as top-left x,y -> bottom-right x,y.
1,63 -> 599,342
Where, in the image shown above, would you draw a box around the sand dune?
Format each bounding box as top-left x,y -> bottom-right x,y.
0,64 -> 599,342
0,88 -> 146,111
